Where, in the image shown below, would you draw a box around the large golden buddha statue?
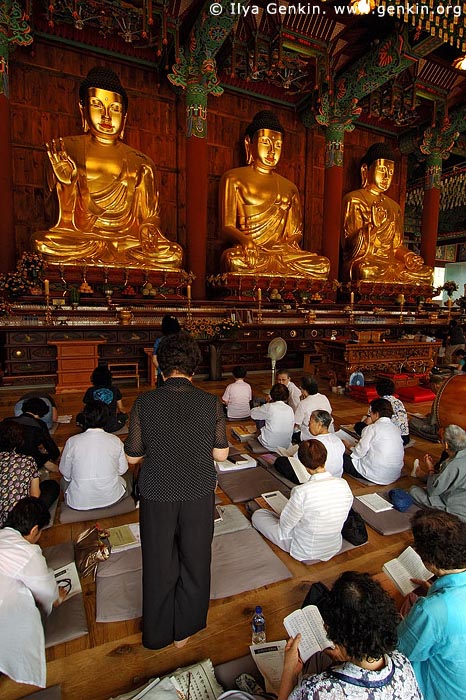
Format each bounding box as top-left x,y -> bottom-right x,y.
342,142 -> 432,283
219,111 -> 329,278
32,67 -> 183,269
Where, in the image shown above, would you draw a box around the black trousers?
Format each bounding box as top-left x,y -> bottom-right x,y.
140,491 -> 214,649
274,456 -> 300,485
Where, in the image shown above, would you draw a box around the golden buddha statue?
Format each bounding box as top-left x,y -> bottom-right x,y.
342,143 -> 432,284
219,111 -> 329,279
32,67 -> 183,269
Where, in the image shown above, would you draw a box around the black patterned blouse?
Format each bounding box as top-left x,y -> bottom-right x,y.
124,377 -> 228,502
0,450 -> 39,525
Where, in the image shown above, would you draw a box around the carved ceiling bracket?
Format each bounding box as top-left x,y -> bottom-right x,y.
0,0 -> 33,97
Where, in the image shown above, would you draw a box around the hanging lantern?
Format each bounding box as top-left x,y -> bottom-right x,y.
350,0 -> 377,15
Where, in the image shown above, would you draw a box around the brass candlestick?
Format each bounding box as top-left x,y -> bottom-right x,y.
44,295 -> 53,326
257,287 -> 263,323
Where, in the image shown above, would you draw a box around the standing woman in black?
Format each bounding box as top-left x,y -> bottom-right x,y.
125,332 -> 229,649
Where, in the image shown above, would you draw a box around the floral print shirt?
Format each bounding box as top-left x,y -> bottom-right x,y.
289,651 -> 423,700
382,395 -> 409,437
0,450 -> 39,525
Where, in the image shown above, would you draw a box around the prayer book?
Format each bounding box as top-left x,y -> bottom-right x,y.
383,546 -> 434,596
214,506 -> 223,523
288,457 -> 311,484
231,424 -> 256,442
260,491 -> 289,515
57,414 -> 73,423
108,523 -> 141,552
283,605 -> 333,662
54,561 -> 82,600
335,427 -> 359,445
170,659 -> 223,700
216,454 -> 257,471
275,444 -> 299,458
249,640 -> 287,694
356,493 -> 393,513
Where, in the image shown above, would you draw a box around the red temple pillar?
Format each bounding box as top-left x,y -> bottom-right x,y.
0,43 -> 16,273
322,124 -> 345,280
185,84 -> 208,300
420,154 -> 442,269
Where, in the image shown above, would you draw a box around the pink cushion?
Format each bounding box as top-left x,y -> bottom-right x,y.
397,386 -> 436,402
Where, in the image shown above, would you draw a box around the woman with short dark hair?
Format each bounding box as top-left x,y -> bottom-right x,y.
125,332 -> 229,650
278,572 -> 422,700
398,510 -> 466,700
79,364 -> 127,433
252,439 -> 352,561
61,400 -> 131,510
250,382 -> 295,450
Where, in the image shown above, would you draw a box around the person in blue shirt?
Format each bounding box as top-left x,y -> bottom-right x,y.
398,509 -> 466,700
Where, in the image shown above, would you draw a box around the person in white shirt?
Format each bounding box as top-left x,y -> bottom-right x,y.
252,440 -> 353,561
293,376 -> 333,441
250,383 -> 294,451
60,401 -> 131,510
343,398 -> 404,485
222,366 -> 252,420
277,370 -> 302,412
0,497 -> 67,688
274,410 -> 344,483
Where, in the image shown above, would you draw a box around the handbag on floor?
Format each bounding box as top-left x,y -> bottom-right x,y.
341,508 -> 368,545
74,524 -> 111,578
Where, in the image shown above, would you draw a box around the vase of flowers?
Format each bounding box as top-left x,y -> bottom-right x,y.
184,317 -> 242,380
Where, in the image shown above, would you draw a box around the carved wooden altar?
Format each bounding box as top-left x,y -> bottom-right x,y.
318,338 -> 441,384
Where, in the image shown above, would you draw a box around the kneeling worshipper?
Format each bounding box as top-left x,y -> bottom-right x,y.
398,510 -> 466,700
343,398 -> 404,484
354,377 -> 410,446
275,410 -> 344,484
60,401 -> 132,510
293,377 -> 333,442
0,422 -> 59,526
3,397 -> 60,471
409,424 -> 466,522
78,364 -> 128,433
219,572 -> 422,700
250,383 -> 295,451
252,440 -> 352,562
124,332 -> 229,650
14,391 -> 58,431
0,497 -> 67,687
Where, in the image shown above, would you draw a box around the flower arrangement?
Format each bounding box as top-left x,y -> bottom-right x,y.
17,252 -> 46,279
434,280 -> 458,298
0,299 -> 12,317
184,317 -> 242,340
0,271 -> 33,298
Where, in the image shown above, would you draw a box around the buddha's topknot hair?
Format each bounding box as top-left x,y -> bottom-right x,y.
79,67 -> 128,111
245,110 -> 284,140
360,142 -> 396,169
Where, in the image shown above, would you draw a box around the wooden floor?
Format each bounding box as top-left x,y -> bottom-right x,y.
0,373 -> 443,700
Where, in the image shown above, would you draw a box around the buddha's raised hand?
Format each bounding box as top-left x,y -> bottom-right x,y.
46,138 -> 78,186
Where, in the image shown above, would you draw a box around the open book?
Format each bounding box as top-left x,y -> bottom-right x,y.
170,659 -> 223,700
260,491 -> 289,515
283,605 -> 333,662
216,454 -> 257,471
231,425 -> 256,442
54,561 -> 82,600
250,641 -> 287,694
383,545 -> 434,596
276,444 -> 299,458
356,493 -> 393,513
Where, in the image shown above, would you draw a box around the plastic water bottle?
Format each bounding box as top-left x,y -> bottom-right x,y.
251,606 -> 266,644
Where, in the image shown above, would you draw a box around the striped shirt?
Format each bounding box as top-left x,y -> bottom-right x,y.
278,471 -> 353,561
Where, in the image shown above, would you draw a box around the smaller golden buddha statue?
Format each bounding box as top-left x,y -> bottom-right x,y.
32,67 -> 183,269
341,143 -> 432,284
219,111 -> 329,279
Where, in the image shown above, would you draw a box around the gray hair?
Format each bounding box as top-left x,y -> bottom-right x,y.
444,424 -> 466,453
311,410 -> 332,429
